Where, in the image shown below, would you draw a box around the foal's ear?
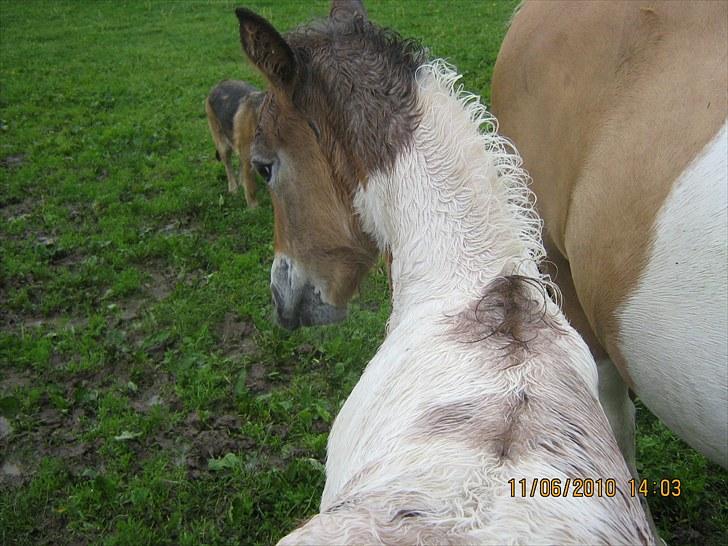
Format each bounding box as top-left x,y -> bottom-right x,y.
330,0 -> 368,21
235,8 -> 296,92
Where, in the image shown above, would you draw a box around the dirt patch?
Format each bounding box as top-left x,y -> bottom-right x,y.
1,404 -> 98,489
0,416 -> 12,440
51,249 -> 85,269
2,364 -> 143,489
157,411 -> 257,479
1,460 -> 24,488
0,153 -> 25,169
118,297 -> 145,322
244,358 -> 296,394
156,218 -> 197,239
144,269 -> 174,301
0,369 -> 33,391
22,314 -> 88,332
130,392 -> 163,413
216,312 -> 258,360
0,196 -> 34,221
129,373 -> 175,414
245,362 -> 269,393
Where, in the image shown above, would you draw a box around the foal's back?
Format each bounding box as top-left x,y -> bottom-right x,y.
317,283 -> 651,544
206,80 -> 260,141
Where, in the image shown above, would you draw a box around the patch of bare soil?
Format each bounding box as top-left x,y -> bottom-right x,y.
0,416 -> 12,440
245,359 -> 297,394
1,460 -> 24,489
216,312 -> 258,361
156,218 -> 197,238
21,314 -> 88,332
50,249 -> 85,269
129,372 -> 176,413
0,309 -> 89,341
239,342 -> 314,394
0,363 -> 174,489
154,411 -> 256,479
0,196 -> 34,221
0,369 -> 33,390
144,269 -> 174,301
123,299 -> 146,322
0,396 -> 103,490
0,153 -> 25,169
245,362 -> 269,393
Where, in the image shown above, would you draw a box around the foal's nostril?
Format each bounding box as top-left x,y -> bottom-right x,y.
271,283 -> 283,310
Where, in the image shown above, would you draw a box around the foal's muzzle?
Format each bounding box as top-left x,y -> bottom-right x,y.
270,254 -> 347,330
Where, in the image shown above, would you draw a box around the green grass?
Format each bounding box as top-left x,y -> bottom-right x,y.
0,1 -> 725,544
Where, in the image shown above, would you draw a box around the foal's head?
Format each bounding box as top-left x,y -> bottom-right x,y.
237,0 -> 424,329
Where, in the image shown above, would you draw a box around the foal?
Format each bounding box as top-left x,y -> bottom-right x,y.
205,79 -> 264,205
237,2 -> 653,543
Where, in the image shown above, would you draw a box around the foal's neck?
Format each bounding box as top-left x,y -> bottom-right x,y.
355,63 -> 544,324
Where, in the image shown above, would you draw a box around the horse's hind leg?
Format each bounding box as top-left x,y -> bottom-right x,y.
221,149 -> 239,194
206,99 -> 240,194
543,236 -> 661,542
597,357 -> 663,543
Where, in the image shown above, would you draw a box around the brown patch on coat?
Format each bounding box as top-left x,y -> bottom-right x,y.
205,79 -> 264,205
419,388 -> 532,461
455,275 -> 563,357
415,276 -> 569,457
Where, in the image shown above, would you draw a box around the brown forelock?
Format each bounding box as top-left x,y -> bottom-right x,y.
283,15 -> 426,192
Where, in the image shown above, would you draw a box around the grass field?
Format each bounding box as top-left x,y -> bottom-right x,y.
1,1 -> 726,544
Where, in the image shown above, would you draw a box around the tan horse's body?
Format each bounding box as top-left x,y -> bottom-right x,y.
492,1 -> 728,467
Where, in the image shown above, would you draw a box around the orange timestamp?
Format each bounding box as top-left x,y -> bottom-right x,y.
629,478 -> 682,497
509,478 -> 618,498
508,478 -> 682,498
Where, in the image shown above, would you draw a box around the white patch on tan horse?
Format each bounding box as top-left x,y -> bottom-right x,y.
618,121 -> 728,466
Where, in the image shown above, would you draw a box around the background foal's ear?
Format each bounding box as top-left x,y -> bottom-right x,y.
235,8 -> 296,92
330,0 -> 367,21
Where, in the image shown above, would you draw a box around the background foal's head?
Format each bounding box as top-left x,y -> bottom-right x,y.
236,1 -> 423,329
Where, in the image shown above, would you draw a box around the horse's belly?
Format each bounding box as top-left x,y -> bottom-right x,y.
618,121 -> 728,467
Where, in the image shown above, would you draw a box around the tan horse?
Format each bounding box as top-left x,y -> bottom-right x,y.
491,0 -> 728,474
237,2 -> 652,543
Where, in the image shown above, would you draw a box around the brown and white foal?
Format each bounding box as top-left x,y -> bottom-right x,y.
237,2 -> 652,543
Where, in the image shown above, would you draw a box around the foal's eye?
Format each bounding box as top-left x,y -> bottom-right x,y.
253,161 -> 273,183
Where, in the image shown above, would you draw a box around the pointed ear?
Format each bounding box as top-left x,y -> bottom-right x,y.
235,8 -> 296,92
330,0 -> 367,21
